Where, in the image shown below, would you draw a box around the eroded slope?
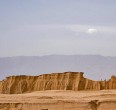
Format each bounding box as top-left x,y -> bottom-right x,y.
0,72 -> 116,94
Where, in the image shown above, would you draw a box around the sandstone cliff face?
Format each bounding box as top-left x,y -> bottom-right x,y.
0,72 -> 116,94
0,81 -> 2,93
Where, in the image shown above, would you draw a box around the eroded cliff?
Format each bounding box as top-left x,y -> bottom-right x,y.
0,81 -> 2,93
0,72 -> 116,94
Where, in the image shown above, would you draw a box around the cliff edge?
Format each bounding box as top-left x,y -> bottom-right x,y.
0,72 -> 116,94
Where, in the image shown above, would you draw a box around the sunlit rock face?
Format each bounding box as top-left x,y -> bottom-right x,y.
0,81 -> 2,93
0,72 -> 116,94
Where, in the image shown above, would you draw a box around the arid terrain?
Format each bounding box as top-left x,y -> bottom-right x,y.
0,72 -> 116,94
0,72 -> 116,110
1,0 -> 116,109
0,90 -> 116,110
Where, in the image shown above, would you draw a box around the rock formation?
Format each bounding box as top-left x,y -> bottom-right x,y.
0,81 -> 2,93
0,72 -> 116,94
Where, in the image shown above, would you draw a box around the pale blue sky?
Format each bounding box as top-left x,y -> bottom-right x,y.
0,0 -> 116,57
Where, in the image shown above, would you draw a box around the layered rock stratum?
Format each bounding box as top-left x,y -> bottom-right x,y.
0,90 -> 116,110
0,72 -> 116,94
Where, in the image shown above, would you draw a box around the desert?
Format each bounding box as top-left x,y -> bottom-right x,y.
1,0 -> 116,110
0,72 -> 116,110
0,90 -> 116,110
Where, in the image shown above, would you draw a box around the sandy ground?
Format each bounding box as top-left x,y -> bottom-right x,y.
0,90 -> 116,110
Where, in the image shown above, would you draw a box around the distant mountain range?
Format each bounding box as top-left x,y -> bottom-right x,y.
0,55 -> 116,80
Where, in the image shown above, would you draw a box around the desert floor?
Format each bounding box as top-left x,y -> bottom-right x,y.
0,90 -> 116,110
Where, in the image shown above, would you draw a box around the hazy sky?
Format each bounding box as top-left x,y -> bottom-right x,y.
0,0 -> 116,57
